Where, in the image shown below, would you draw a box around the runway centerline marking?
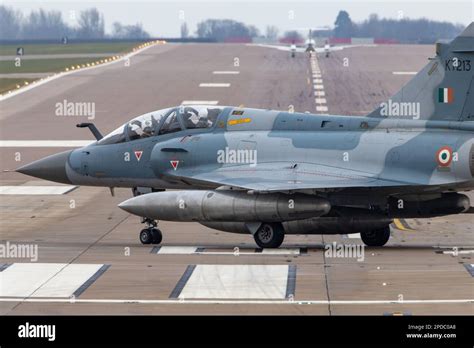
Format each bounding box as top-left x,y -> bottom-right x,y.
0,140 -> 94,147
212,71 -> 240,74
393,71 -> 417,75
181,100 -> 219,105
199,83 -> 230,88
0,186 -> 77,195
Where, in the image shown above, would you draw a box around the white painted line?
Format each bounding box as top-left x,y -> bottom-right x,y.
199,83 -> 230,88
0,297 -> 472,305
443,250 -> 474,255
346,233 -> 361,239
157,246 -> 198,254
314,91 -> 325,97
154,246 -> 301,256
32,264 -> 103,297
0,263 -> 103,297
212,71 -> 240,75
316,106 -> 329,112
261,248 -> 300,255
181,100 -> 219,105
178,265 -> 289,299
0,186 -> 76,195
315,98 -> 327,104
313,79 -> 323,83
0,140 -> 93,147
393,71 -> 417,75
314,85 -> 324,90
0,42 -> 161,102
0,263 -> 64,297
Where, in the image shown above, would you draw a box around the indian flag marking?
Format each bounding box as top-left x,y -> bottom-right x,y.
436,146 -> 453,167
438,87 -> 454,103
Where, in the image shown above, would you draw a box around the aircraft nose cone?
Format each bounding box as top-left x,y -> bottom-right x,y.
16,150 -> 73,184
118,196 -> 147,217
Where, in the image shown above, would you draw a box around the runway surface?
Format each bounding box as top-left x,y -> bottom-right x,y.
0,43 -> 472,315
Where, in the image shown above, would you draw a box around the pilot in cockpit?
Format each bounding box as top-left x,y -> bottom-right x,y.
183,107 -> 212,129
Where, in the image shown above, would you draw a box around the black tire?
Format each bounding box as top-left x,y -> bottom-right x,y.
151,228 -> 163,244
254,223 -> 285,249
360,226 -> 391,247
139,229 -> 153,244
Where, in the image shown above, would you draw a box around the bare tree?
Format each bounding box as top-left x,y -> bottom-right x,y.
0,5 -> 23,40
112,22 -> 149,39
265,25 -> 279,41
21,8 -> 67,39
180,22 -> 189,38
196,19 -> 259,42
282,30 -> 303,42
77,8 -> 104,39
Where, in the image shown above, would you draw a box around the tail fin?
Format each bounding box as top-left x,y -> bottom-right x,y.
368,22 -> 474,122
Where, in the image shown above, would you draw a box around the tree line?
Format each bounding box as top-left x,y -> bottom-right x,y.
0,5 -> 465,43
0,5 -> 149,40
333,11 -> 464,43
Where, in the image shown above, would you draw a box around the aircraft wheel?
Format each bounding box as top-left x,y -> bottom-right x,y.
139,228 -> 153,244
151,228 -> 163,244
254,223 -> 285,249
360,226 -> 390,247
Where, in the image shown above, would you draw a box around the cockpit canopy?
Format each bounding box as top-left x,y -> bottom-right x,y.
97,105 -> 222,145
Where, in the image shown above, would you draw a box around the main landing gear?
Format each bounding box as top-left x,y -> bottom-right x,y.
139,217 -> 162,245
360,226 -> 391,247
253,222 -> 285,249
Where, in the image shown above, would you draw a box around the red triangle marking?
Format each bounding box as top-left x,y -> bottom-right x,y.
170,160 -> 179,170
134,151 -> 143,161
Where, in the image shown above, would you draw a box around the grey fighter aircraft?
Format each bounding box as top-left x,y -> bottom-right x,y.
17,23 -> 474,248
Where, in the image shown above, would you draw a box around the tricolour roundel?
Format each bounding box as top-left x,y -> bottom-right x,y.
436,146 -> 453,167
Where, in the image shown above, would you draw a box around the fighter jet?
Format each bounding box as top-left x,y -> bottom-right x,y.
17,23 -> 474,248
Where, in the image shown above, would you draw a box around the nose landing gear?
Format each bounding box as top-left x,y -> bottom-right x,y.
139,217 -> 162,245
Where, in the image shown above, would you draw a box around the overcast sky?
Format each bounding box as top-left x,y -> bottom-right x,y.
4,0 -> 473,37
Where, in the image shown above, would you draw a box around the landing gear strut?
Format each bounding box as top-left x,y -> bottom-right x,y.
253,223 -> 285,249
139,217 -> 162,245
360,226 -> 390,247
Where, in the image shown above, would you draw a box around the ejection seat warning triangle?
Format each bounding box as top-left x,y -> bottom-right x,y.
170,160 -> 179,170
134,151 -> 143,161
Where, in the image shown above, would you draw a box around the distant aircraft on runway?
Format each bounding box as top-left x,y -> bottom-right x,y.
263,28 -> 347,57
17,23 -> 474,248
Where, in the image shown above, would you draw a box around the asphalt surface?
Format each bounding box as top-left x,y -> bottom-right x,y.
0,43 -> 472,315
